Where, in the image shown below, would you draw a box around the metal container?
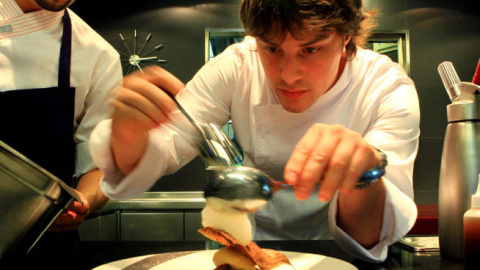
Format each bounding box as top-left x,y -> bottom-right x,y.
438,62 -> 480,260
0,140 -> 75,260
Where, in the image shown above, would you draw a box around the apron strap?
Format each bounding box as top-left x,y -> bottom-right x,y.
58,9 -> 72,88
0,8 -> 76,184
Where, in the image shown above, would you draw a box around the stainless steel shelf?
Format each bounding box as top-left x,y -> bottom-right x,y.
100,191 -> 206,212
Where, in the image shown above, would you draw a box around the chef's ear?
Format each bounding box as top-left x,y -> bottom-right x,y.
341,35 -> 352,54
343,35 -> 352,47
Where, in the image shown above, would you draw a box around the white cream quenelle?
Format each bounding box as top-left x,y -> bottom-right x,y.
201,197 -> 267,245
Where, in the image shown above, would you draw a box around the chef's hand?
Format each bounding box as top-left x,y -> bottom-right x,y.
284,124 -> 383,202
111,66 -> 185,175
49,191 -> 89,232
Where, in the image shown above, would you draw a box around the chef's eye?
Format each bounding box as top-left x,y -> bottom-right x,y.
303,47 -> 320,54
264,46 -> 280,53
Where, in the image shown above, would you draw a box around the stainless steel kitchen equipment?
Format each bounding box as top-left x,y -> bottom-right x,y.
438,61 -> 480,260
0,140 -> 78,261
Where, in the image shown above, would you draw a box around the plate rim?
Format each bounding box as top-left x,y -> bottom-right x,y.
93,249 -> 357,270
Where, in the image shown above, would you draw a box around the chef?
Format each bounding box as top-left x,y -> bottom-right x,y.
0,0 -> 122,268
90,0 -> 420,263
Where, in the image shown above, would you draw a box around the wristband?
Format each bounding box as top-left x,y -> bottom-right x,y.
355,148 -> 388,189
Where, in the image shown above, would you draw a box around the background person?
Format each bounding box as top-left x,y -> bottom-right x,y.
0,0 -> 122,268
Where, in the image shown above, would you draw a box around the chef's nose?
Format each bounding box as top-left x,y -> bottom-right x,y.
281,56 -> 302,85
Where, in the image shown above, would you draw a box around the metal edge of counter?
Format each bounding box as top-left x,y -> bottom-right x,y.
99,191 -> 206,212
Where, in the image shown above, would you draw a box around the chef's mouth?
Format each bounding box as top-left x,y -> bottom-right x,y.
278,89 -> 309,99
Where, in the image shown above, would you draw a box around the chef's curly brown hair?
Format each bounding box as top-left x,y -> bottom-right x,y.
240,0 -> 377,59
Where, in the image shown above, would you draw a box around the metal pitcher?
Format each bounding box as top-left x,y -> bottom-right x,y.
438,61 -> 480,260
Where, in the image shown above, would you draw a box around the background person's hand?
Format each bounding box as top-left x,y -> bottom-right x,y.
49,191 -> 89,232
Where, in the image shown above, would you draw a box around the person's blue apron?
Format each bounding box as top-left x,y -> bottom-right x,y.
0,10 -> 80,268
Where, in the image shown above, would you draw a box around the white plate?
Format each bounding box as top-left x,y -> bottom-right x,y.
93,250 -> 357,270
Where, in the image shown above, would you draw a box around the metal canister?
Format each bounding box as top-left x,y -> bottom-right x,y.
438,61 -> 480,260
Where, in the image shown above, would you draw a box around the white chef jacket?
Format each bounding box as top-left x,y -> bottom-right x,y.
90,36 -> 420,262
0,1 -> 122,177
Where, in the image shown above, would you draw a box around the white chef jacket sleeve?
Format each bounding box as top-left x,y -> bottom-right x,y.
328,81 -> 420,262
329,180 -> 417,262
89,111 -> 199,199
74,50 -> 122,179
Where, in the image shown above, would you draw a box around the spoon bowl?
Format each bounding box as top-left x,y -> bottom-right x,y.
204,166 -> 277,201
204,166 -> 282,213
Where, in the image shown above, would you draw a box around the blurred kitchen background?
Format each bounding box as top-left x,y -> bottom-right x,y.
67,0 -> 480,240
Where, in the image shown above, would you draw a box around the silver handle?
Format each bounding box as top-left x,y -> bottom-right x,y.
165,92 -> 241,167
438,61 -> 462,101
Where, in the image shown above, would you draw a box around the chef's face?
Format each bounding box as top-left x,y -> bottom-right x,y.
256,29 -> 350,113
33,0 -> 75,11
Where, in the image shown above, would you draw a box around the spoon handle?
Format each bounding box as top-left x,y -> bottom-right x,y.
270,166 -> 386,192
164,91 -> 242,166
164,91 -> 206,137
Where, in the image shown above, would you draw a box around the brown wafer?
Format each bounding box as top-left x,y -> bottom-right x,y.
199,227 -> 292,270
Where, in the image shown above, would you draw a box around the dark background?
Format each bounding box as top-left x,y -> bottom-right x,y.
70,0 -> 480,205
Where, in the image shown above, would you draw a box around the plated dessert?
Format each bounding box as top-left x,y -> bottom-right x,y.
201,199 -> 294,270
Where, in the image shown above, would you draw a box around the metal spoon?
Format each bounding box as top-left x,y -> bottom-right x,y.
204,165 -> 386,202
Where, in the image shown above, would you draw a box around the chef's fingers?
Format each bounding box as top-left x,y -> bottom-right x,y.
285,124 -> 336,200
340,143 -> 382,192
317,132 -> 359,202
112,75 -> 175,141
297,126 -> 346,200
284,124 -> 322,186
135,65 -> 186,98
115,89 -> 165,128
123,74 -> 177,117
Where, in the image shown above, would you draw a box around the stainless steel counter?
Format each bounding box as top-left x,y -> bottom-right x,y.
79,192 -> 207,242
